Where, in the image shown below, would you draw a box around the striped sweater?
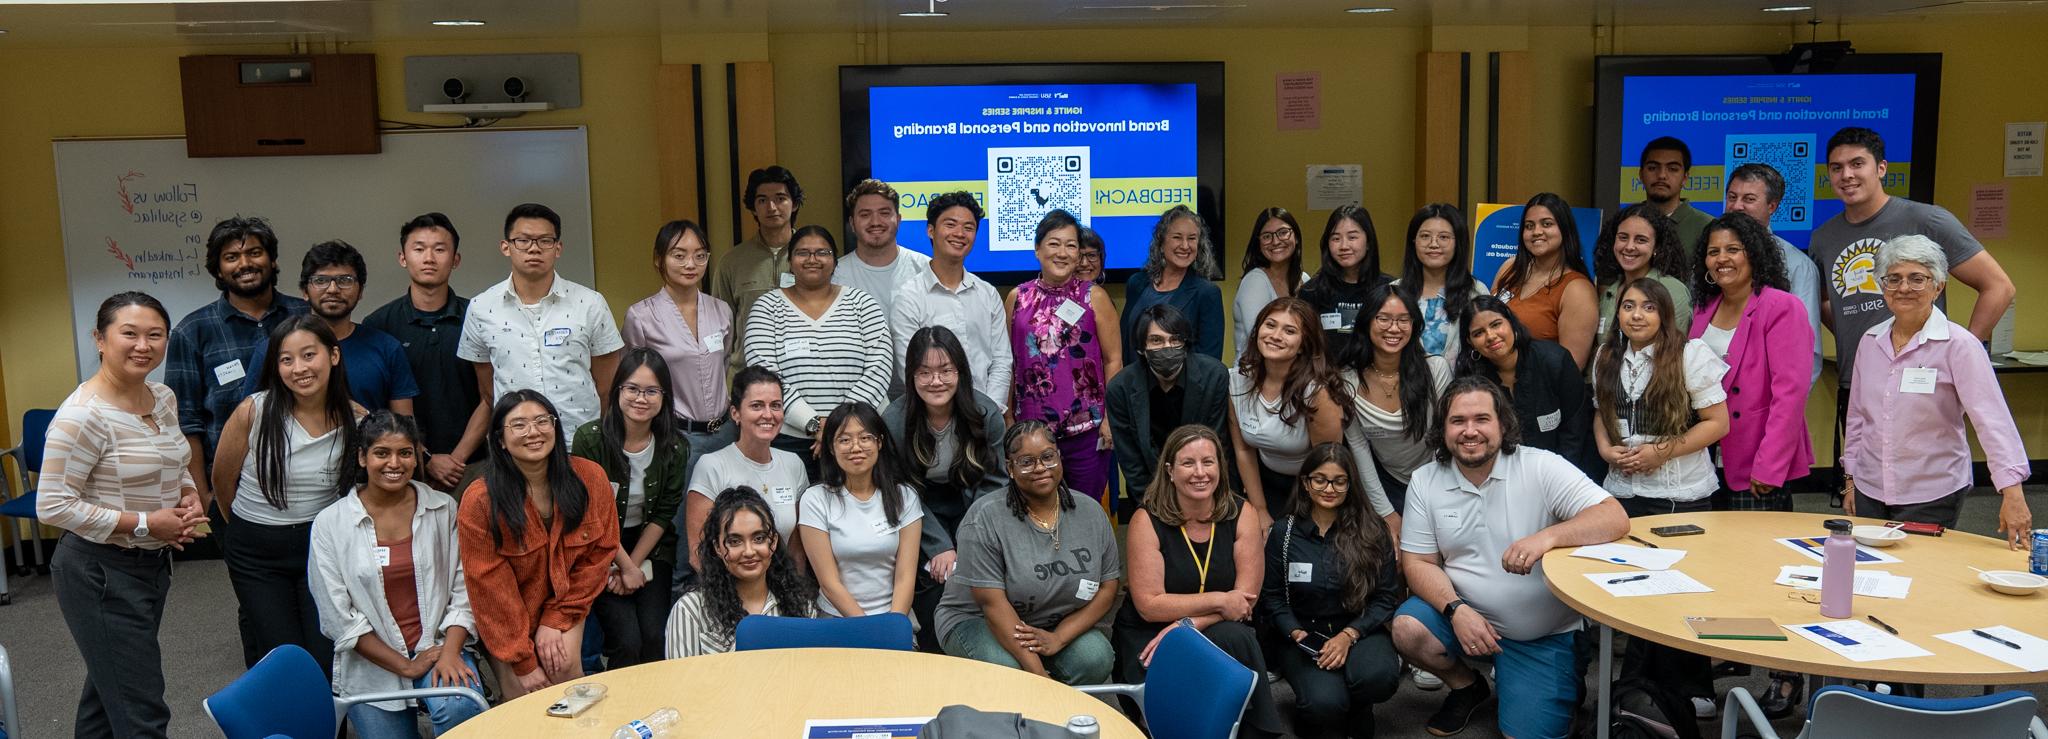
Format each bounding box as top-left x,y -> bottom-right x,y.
743,286 -> 893,436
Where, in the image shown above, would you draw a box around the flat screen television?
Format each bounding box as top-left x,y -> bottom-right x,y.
1592,53 -> 1942,251
840,62 -> 1225,284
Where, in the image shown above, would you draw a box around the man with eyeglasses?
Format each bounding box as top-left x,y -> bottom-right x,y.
714,165 -> 805,370
1723,163 -> 1824,385
364,213 -> 486,489
1106,303 -> 1234,516
458,203 -> 624,434
240,239 -> 418,414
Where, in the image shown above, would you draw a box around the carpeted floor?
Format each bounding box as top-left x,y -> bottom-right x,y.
2,487 -> 2042,738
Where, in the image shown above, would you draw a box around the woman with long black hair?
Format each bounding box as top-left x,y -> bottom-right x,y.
1395,203 -> 1484,358
1453,295 -> 1597,476
1341,282 -> 1450,520
664,486 -> 817,658
213,313 -> 366,673
1235,207 -> 1309,363
1490,192 -> 1598,369
571,347 -> 690,668
1299,204 -> 1391,365
458,390 -> 619,698
801,402 -> 922,622
885,326 -> 1007,650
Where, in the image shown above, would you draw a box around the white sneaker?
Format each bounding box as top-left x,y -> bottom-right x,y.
1692,696 -> 1720,719
1411,666 -> 1444,690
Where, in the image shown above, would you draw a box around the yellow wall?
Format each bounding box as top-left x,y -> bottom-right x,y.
3,16 -> 2045,466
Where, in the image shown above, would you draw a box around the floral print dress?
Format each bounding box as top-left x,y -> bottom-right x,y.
1010,277 -> 1106,442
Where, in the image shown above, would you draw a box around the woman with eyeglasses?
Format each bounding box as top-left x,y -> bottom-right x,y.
623,220 -> 733,468
682,367 -> 811,580
1259,443 -> 1402,739
1075,227 -> 1107,286
742,225 -> 891,478
569,347 -> 690,668
1341,283 -> 1449,520
934,421 -> 1122,684
664,486 -> 817,659
1394,203 -> 1485,358
1113,425 -> 1284,738
1686,212 -> 1812,513
884,326 -> 1008,651
1236,207 -> 1310,363
1009,210 -> 1122,504
458,390 -> 620,698
799,402 -> 923,623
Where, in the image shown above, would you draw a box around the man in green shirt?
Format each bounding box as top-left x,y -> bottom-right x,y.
1637,136 -> 1714,260
713,165 -> 803,368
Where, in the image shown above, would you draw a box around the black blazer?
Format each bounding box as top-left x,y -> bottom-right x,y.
1468,339 -> 1597,476
1105,353 -> 1234,496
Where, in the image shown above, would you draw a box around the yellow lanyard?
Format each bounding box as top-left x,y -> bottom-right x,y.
1181,522 -> 1217,594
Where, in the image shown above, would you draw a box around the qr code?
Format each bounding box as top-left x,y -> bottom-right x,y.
1725,133 -> 1816,232
987,146 -> 1091,251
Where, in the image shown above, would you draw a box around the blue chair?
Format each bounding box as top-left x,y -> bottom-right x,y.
733,613 -> 916,652
1722,684 -> 2048,739
0,642 -> 16,739
1077,623 -> 1256,739
204,644 -> 488,739
0,409 -> 58,580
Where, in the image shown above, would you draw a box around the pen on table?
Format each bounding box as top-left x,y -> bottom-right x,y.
1606,574 -> 1652,584
1866,615 -> 1898,635
1971,629 -> 2023,650
1626,535 -> 1660,549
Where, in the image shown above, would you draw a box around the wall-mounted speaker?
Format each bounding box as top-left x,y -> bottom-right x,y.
178,54 -> 379,157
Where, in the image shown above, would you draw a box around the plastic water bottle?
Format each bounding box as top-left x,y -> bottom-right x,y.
613,707 -> 679,739
1819,519 -> 1855,618
1066,714 -> 1100,736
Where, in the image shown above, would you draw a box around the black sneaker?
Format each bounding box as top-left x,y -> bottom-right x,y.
1760,673 -> 1801,720
1425,675 -> 1493,736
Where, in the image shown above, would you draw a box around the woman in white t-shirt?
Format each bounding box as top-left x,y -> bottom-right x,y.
682,366 -> 811,579
799,402 -> 923,623
1229,297 -> 1351,526
1590,277 -> 1730,714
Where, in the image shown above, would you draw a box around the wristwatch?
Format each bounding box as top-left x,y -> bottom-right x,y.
804,417 -> 822,435
132,514 -> 150,540
1441,599 -> 1468,621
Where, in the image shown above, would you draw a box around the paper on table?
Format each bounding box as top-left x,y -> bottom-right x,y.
1934,626 -> 2048,672
1571,543 -> 1688,570
1784,620 -> 1935,662
803,717 -> 934,738
1773,566 -> 1912,599
1585,570 -> 1714,597
1773,536 -> 1902,565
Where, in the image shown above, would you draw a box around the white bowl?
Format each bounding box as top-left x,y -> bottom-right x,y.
1852,525 -> 1907,548
1978,570 -> 2048,596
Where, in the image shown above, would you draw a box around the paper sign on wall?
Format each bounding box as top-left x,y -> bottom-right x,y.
1277,72 -> 1321,130
1969,183 -> 2009,240
1305,165 -> 1362,210
2007,122 -> 2043,178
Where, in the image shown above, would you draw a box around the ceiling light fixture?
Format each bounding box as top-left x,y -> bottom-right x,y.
1760,5 -> 1813,11
1346,6 -> 1396,12
901,0 -> 949,17
431,19 -> 487,26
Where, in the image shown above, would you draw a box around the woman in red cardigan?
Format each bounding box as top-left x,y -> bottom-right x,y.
1687,212 -> 1815,511
458,389 -> 620,698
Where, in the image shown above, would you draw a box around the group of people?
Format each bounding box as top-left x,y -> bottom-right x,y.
30,123 -> 2035,739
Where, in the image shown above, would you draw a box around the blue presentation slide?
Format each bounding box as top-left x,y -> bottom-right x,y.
1615,73 -> 1917,250
868,82 -> 1200,274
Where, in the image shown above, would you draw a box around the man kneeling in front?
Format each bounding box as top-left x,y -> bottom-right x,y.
1391,376 -> 1629,738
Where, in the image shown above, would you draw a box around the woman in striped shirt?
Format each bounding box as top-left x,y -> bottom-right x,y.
40,291 -> 208,738
742,225 -> 892,479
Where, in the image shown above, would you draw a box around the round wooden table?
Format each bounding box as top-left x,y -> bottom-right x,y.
441,648 -> 1146,738
1543,512 -> 2044,738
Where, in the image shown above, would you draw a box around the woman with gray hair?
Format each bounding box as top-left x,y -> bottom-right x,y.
1121,205 -> 1224,365
1841,234 -> 2033,547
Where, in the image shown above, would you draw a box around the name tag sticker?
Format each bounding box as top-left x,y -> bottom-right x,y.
872,518 -> 893,536
1055,299 -> 1087,326
1076,578 -> 1100,600
1617,419 -> 1633,439
373,546 -> 391,568
213,360 -> 246,386
769,486 -> 796,505
1900,367 -> 1937,394
1538,409 -> 1562,433
1320,312 -> 1344,330
702,330 -> 725,346
785,339 -> 813,359
1288,562 -> 1314,583
778,273 -> 796,289
543,327 -> 572,347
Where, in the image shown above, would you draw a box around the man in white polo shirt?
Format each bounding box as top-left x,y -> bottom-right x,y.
1392,376 -> 1627,739
457,203 -> 624,433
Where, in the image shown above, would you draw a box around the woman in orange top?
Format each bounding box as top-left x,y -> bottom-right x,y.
458,389 -> 619,698
1491,192 -> 1598,369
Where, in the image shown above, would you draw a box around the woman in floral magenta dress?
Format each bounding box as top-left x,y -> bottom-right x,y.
1006,210 -> 1124,504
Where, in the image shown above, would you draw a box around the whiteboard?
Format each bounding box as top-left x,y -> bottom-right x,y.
53,127 -> 596,383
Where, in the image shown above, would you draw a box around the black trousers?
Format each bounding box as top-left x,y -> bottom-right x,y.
1258,461 -> 1296,519
1617,495 -> 1715,700
594,531 -> 677,668
52,535 -> 174,739
223,517 -> 333,674
1270,623 -> 1402,739
1853,486 -> 1967,529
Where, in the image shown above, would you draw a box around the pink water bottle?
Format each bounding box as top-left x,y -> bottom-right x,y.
1819,519 -> 1855,618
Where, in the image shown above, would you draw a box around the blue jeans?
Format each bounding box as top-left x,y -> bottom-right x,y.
343,651 -> 486,739
940,617 -> 1114,685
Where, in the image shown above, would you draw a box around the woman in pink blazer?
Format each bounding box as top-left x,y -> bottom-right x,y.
1688,213 -> 1814,511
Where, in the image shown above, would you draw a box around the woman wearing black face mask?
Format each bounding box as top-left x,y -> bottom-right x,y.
1106,304 -> 1236,517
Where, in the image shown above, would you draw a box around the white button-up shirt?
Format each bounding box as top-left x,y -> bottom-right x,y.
309,483 -> 474,709
457,272 -> 625,430
891,266 -> 1014,408
1590,339 -> 1728,501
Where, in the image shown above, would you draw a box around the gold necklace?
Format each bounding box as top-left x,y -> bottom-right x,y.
1368,366 -> 1399,399
1029,506 -> 1062,551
